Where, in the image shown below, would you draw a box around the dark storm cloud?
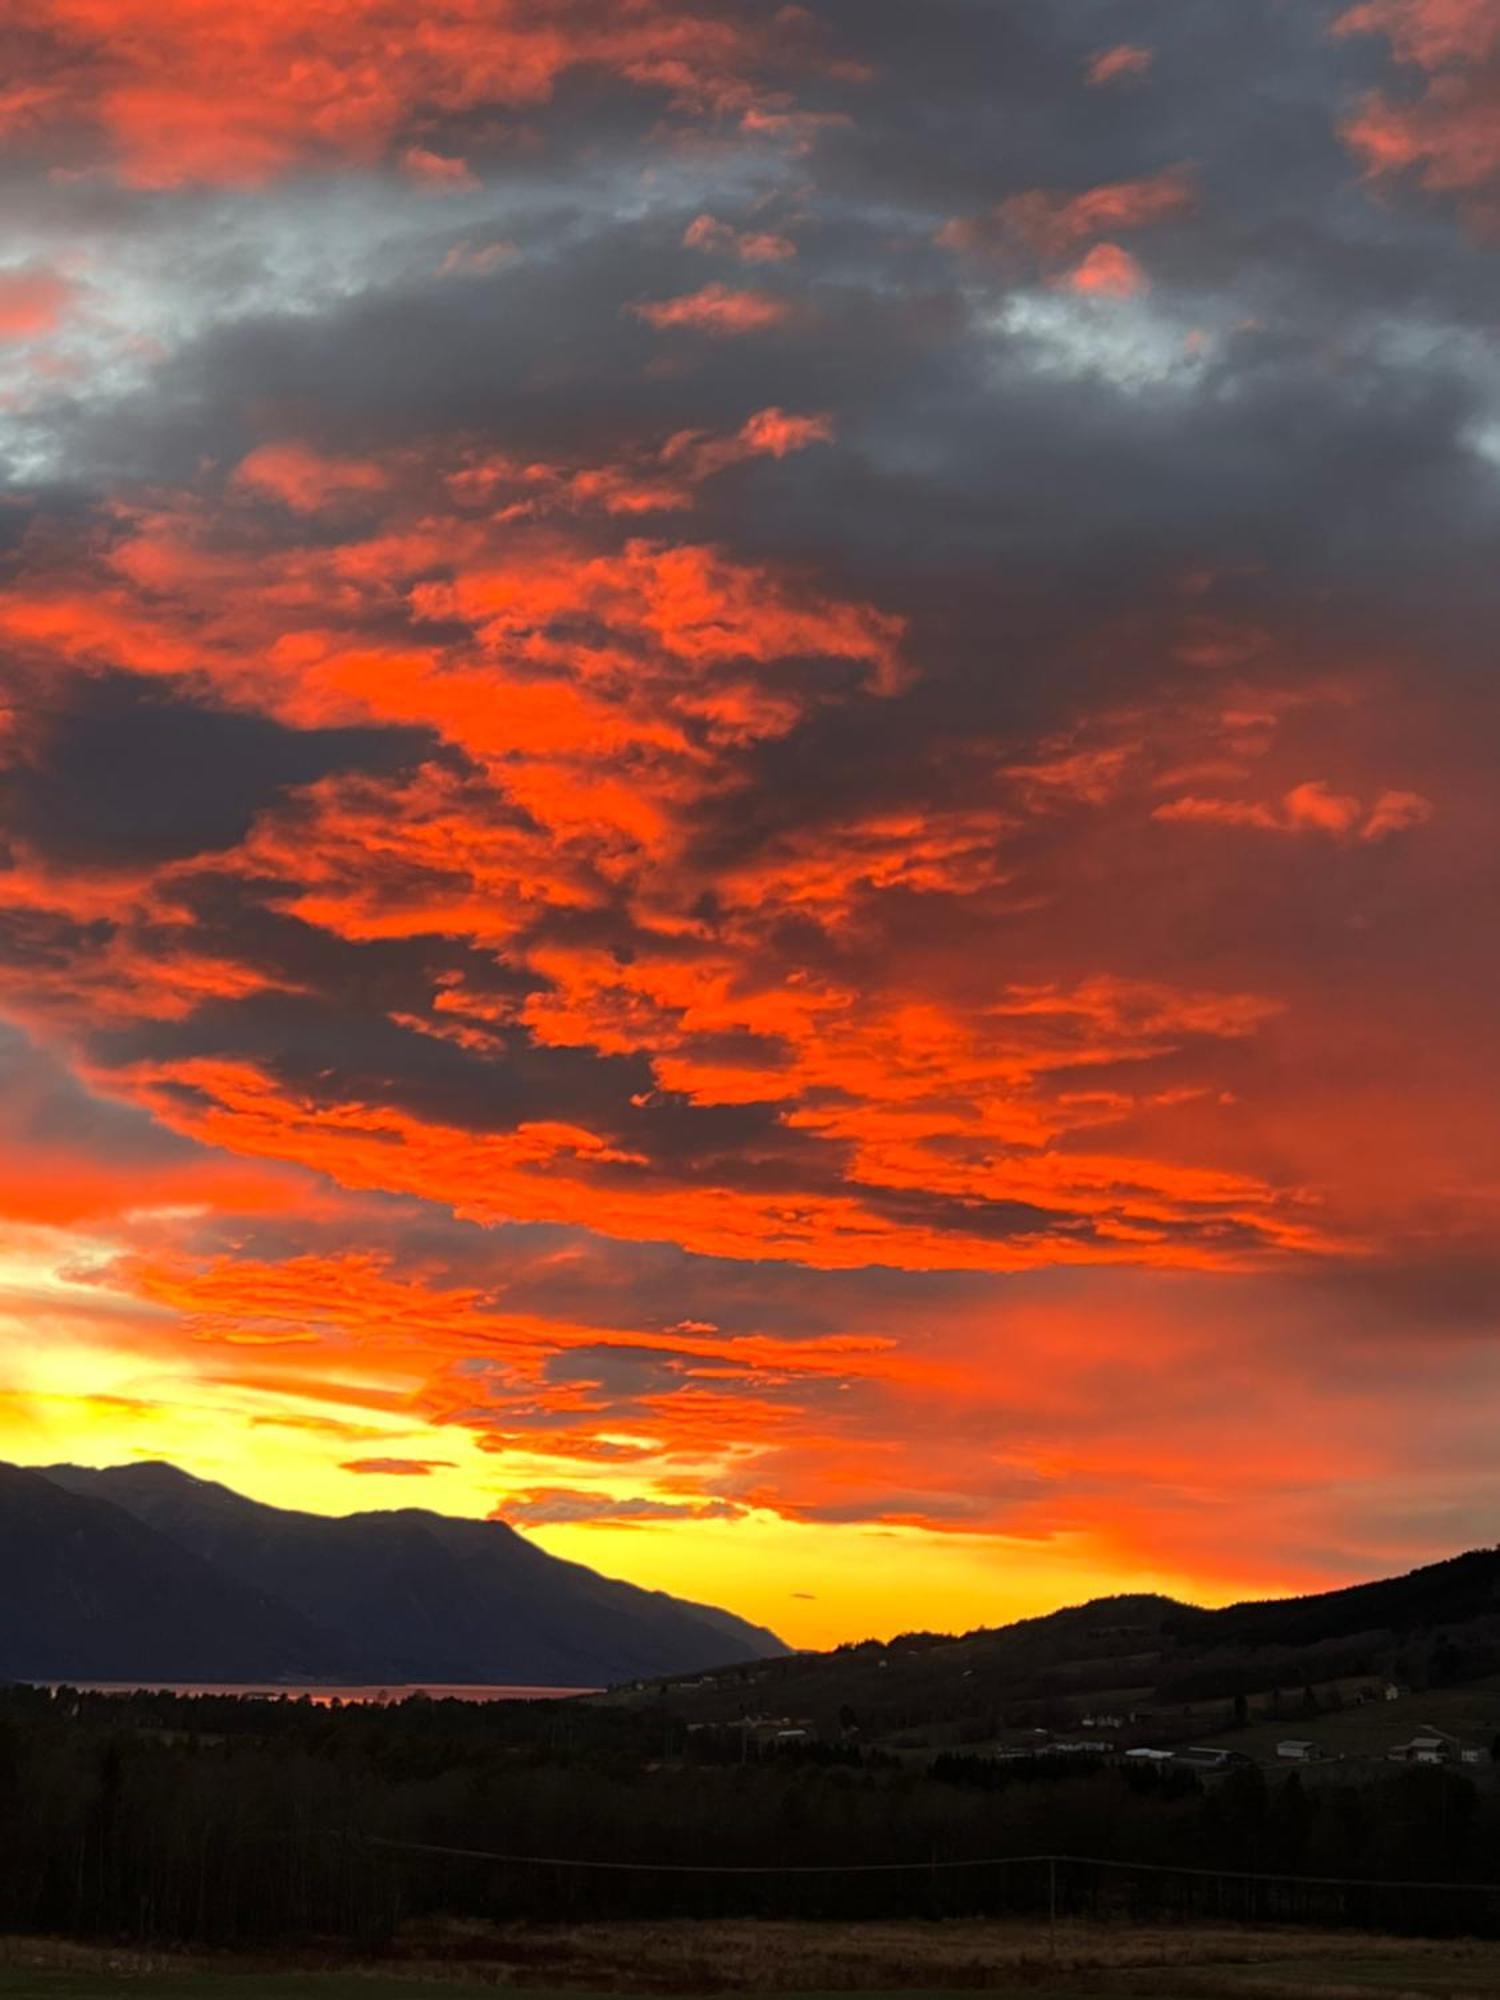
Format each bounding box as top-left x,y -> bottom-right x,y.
167,1193 -> 992,1342
0,906 -> 112,976
24,1 -> 1487,758
0,1019 -> 194,1167
5,672 -> 441,867
158,871 -> 534,1015
20,0 -> 1497,735
86,983 -> 849,1191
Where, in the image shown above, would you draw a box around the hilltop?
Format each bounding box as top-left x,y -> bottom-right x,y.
608,1551 -> 1500,1753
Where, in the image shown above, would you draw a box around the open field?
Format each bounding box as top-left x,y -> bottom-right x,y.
1226,1680 -> 1500,1764
8,1923 -> 1500,2000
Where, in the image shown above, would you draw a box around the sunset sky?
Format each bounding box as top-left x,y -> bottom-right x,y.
1,0 -> 1498,1648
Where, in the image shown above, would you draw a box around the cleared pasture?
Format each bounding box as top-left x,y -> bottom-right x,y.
6,1921 -> 1500,2000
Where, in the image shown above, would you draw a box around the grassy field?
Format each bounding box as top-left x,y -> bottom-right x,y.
1225,1678 -> 1500,1763
7,1923 -> 1500,2000
864,1675 -> 1500,1766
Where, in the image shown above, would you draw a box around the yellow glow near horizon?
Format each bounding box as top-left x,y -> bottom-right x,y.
0,1227 -> 1308,1651
0,1364 -> 1238,1652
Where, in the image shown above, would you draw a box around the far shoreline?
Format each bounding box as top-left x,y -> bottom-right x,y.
34,1681 -> 602,1704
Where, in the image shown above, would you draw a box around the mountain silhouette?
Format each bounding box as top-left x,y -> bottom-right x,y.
2,1461 -> 784,1687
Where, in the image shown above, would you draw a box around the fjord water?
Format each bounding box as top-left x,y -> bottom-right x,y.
61,1682 -> 599,1703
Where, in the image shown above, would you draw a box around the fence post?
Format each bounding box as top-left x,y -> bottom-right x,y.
1050,1856 -> 1058,1959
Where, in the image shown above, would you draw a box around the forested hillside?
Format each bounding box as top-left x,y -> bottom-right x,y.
611,1552 -> 1500,1745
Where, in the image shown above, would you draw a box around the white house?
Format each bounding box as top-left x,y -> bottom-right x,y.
1389,1728 -> 1457,1764
1395,1726 -> 1490,1766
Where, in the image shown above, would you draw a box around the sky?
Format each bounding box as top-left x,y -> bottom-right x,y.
0,0 -> 1498,1650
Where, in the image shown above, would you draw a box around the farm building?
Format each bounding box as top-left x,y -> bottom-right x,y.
1173,1746 -> 1248,1773
1390,1733 -> 1449,1765
1387,1725 -> 1486,1766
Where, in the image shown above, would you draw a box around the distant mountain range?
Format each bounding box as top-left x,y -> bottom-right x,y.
0,1460 -> 785,1688
17,1456 -> 1499,1722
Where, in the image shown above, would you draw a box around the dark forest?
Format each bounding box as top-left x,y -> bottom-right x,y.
4,1688 -> 1499,1953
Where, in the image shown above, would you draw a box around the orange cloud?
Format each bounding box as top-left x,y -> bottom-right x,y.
498,1489 -> 745,1525
0,478 -> 1461,1303
1,0 -> 812,189
733,406 -> 832,455
1337,0 -> 1500,222
341,1456 -> 456,1474
234,444 -> 391,513
104,1042 -> 1319,1277
632,284 -> 793,334
1362,787 -> 1435,839
1338,0 -> 1500,72
1087,44 -> 1155,86
436,239 -> 517,278
0,265 -> 74,340
1154,780 -> 1435,842
0,423 -> 899,785
399,145 -> 478,191
941,166 -> 1194,265
683,213 -> 798,262
1064,242 -> 1147,297
447,407 -> 832,519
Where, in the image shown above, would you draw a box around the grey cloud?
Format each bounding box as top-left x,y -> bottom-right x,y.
5,671 -> 441,867
0,1019 -> 199,1167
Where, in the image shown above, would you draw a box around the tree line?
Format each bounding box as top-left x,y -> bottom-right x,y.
1,1686 -> 1498,1948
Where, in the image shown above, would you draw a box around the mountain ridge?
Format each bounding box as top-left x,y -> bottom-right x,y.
3,1459 -> 785,1687
0,1464 -> 354,1684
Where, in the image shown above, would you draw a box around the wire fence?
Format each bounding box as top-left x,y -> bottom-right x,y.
348,1835 -> 1500,1936
359,1837 -> 1499,1893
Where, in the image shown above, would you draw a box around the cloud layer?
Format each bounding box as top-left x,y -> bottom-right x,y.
1,0 -> 1498,1642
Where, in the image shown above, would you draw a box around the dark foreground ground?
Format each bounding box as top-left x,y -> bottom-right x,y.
4,1921 -> 1500,2000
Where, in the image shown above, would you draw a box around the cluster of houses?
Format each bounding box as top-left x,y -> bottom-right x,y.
688,1715 -> 814,1749
684,1694 -> 1496,1775
1385,1725 -> 1489,1766
991,1736 -> 1111,1763
1060,1717 -> 1495,1775
1124,1745 -> 1250,1773
1275,1722 -> 1489,1766
1115,1729 -> 1493,1773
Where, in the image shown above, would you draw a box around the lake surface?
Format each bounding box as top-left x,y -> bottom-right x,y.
61,1682 -> 601,1704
